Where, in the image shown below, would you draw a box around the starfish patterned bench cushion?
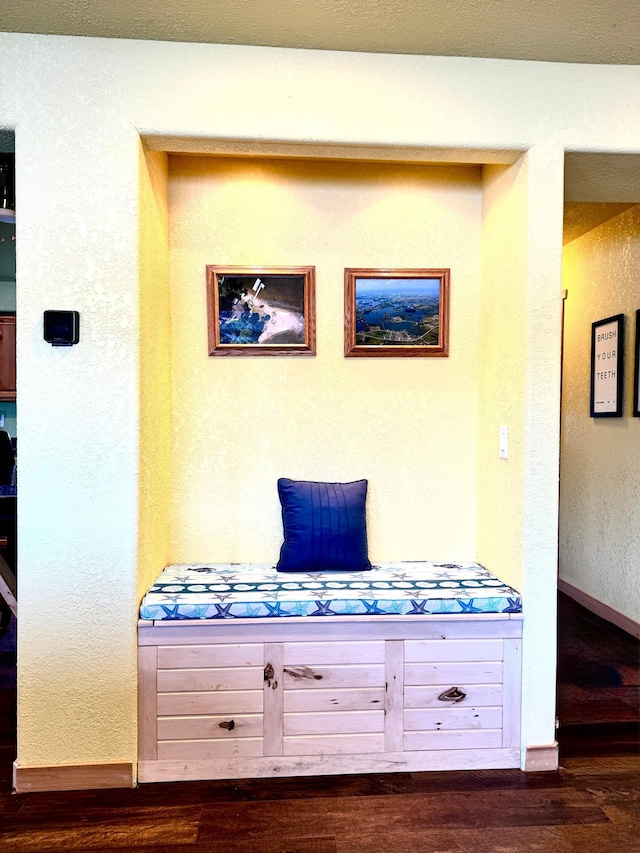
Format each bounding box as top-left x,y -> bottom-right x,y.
139,561 -> 522,621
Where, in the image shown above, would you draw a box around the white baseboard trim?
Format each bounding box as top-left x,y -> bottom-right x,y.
13,760 -> 134,792
524,743 -> 559,772
558,579 -> 640,640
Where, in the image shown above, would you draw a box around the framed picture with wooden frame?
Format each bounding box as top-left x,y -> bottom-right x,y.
633,309 -> 640,417
590,313 -> 624,417
344,268 -> 450,357
206,266 -> 316,357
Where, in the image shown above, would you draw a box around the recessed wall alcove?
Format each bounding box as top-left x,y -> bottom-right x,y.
138,141 -> 564,769
139,143 -> 524,576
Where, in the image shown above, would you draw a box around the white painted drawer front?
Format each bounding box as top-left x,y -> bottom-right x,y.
404,729 -> 503,750
402,638 -> 504,751
284,710 -> 384,736
404,706 -> 503,731
156,643 -> 265,761
404,662 -> 503,686
283,641 -> 386,666
158,666 -> 263,692
158,738 -> 263,760
283,733 -> 385,756
405,684 -> 502,708
157,689 -> 263,716
284,687 -> 385,713
158,713 -> 263,741
404,639 -> 503,663
158,643 -> 263,668
140,625 -> 522,775
282,641 -> 386,755
283,664 -> 385,689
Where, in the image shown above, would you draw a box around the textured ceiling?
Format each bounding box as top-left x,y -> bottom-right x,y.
1,0 -> 640,64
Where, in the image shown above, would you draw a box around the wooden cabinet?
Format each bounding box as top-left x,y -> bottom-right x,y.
0,314 -> 15,400
138,615 -> 522,783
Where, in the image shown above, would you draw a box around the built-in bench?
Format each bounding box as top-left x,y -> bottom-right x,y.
137,561 -> 522,783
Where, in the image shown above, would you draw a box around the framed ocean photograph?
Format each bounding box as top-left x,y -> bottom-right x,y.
206,266 -> 316,356
344,268 -> 450,357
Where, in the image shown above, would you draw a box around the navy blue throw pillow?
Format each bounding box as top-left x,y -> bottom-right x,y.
276,478 -> 372,573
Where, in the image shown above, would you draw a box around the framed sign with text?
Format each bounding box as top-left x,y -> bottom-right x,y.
590,314 -> 624,417
633,310 -> 640,417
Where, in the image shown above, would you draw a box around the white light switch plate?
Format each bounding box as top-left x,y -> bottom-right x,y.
499,425 -> 509,459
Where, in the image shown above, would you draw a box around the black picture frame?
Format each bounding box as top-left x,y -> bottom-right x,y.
590,313 -> 624,418
633,310 -> 640,417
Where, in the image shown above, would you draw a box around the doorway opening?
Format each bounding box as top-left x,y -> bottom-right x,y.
0,146 -> 17,789
557,153 -> 640,757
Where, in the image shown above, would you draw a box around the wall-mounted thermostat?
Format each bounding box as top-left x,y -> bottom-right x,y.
44,310 -> 80,346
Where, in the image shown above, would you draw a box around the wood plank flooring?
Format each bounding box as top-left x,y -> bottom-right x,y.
0,760 -> 638,852
557,592 -> 639,756
0,601 -> 637,852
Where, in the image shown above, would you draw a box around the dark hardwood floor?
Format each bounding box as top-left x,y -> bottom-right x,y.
557,592 -> 639,756
0,597 -> 637,852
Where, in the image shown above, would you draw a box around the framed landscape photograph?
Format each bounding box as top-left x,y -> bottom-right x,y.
206,266 -> 316,356
344,268 -> 450,357
590,313 -> 624,417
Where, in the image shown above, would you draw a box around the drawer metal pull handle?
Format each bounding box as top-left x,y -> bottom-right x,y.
438,687 -> 467,704
219,719 -> 235,731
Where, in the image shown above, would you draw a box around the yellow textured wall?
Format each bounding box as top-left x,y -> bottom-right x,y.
137,146 -> 171,604
478,162 -> 528,590
561,205 -> 640,624
168,156 -> 482,563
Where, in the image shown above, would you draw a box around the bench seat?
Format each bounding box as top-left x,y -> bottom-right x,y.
139,561 -> 522,621
137,561 -> 523,784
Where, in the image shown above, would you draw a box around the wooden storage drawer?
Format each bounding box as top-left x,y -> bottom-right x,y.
404,684 -> 503,708
284,687 -> 385,712
158,643 -> 263,668
283,733 -> 386,756
158,713 -> 263,741
158,689 -> 263,716
282,640 -> 386,755
156,642 -> 265,762
404,661 -> 503,686
402,635 -> 506,751
404,639 -> 503,662
282,664 -> 385,689
404,706 -> 503,731
138,616 -> 523,782
0,315 -> 16,400
283,641 -> 386,666
158,666 -> 263,692
158,738 -> 263,760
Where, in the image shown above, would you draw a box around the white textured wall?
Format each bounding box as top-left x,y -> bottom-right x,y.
1,31 -> 639,772
479,148 -> 564,754
13,122 -> 142,766
561,205 -> 640,624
